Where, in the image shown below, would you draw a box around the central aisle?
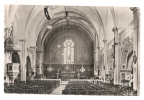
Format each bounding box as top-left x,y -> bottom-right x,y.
51,81 -> 68,95
51,85 -> 66,95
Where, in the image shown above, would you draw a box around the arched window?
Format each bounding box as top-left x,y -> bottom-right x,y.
63,39 -> 74,64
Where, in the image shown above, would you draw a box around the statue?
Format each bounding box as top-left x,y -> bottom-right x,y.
133,51 -> 137,64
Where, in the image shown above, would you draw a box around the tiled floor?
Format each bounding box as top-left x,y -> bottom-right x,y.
51,85 -> 66,95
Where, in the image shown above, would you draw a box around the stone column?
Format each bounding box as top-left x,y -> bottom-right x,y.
94,48 -> 99,76
130,7 -> 140,95
112,27 -> 120,85
93,50 -> 97,75
103,39 -> 109,81
36,32 -> 43,76
94,52 -> 99,75
103,39 -> 109,74
39,52 -> 43,75
35,51 -> 43,78
20,40 -> 27,82
94,33 -> 99,76
4,27 -> 12,84
97,47 -> 100,75
30,46 -> 37,76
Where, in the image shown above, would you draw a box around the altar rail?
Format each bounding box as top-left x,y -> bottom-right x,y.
32,79 -> 61,84
70,79 -> 93,82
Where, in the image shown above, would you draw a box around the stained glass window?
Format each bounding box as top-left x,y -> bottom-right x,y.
63,39 -> 74,64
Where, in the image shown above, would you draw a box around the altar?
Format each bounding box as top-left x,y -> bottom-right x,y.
61,71 -> 76,81
43,64 -> 93,80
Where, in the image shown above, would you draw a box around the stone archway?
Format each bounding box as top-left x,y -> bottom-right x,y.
26,56 -> 32,78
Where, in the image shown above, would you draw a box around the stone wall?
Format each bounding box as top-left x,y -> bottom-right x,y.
44,33 -> 93,65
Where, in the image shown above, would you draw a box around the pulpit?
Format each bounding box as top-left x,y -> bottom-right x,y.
7,63 -> 20,84
4,33 -> 22,84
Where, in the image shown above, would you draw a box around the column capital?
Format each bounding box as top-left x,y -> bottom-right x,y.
130,7 -> 139,14
112,27 -> 118,32
103,39 -> 107,43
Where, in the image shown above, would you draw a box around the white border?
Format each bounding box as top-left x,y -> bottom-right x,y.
0,0 -> 144,100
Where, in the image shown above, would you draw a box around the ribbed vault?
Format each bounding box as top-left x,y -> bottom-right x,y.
5,5 -> 133,49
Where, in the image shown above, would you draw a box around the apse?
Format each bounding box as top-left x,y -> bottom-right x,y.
42,22 -> 94,80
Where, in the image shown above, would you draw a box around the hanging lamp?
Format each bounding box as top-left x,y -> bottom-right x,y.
44,6 -> 52,30
47,22 -> 52,30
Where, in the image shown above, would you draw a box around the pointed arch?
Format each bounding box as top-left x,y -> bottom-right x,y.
109,7 -> 117,27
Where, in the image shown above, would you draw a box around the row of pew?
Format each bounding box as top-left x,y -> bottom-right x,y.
62,81 -> 137,95
4,80 -> 60,94
98,83 -> 137,96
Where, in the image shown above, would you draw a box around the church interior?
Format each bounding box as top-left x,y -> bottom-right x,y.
4,5 -> 140,95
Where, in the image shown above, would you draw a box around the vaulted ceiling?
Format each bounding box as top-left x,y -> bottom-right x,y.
5,5 -> 133,48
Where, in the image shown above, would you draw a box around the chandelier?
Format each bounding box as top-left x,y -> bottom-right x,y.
80,65 -> 85,73
47,66 -> 53,72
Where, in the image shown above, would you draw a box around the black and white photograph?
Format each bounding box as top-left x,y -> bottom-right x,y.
3,1 -> 141,97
